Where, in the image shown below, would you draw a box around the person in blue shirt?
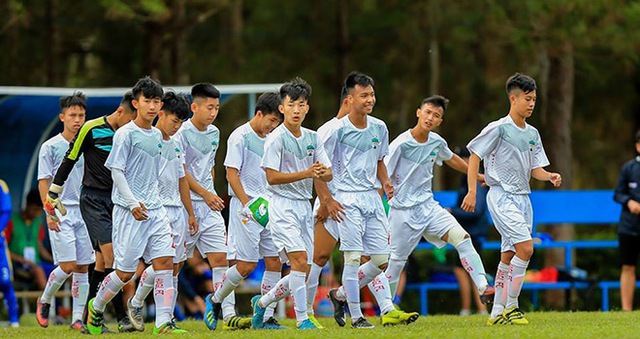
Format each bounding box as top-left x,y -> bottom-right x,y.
0,179 -> 19,327
614,130 -> 640,312
448,147 -> 490,316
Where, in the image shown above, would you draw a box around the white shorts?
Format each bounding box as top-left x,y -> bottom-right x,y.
166,206 -> 188,264
186,200 -> 227,258
112,205 -> 175,272
267,195 -> 313,264
389,200 -> 458,260
311,197 -> 340,241
486,186 -> 533,252
335,190 -> 389,255
227,197 -> 278,262
50,206 -> 95,266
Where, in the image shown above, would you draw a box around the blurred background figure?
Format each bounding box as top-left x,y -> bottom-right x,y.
448,147 -> 490,316
0,179 -> 19,327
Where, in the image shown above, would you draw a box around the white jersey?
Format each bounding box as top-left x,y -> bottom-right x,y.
385,130 -> 453,209
174,120 -> 220,200
38,134 -> 84,206
224,122 -> 267,198
261,124 -> 331,200
317,117 -> 344,194
467,115 -> 550,195
105,122 -> 163,210
158,138 -> 186,207
323,115 -> 389,192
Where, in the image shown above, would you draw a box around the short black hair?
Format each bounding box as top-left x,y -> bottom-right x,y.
26,188 -> 42,207
339,85 -> 348,104
420,95 -> 449,113
506,72 -> 537,95
255,92 -> 282,119
60,91 -> 87,112
120,91 -> 135,112
162,91 -> 191,121
191,83 -> 220,100
131,76 -> 163,100
635,129 -> 640,143
344,71 -> 375,94
279,77 -> 312,102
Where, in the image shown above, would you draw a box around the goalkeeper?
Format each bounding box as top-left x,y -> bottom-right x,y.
205,92 -> 286,330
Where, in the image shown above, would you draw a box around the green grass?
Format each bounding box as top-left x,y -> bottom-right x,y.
2,311 -> 638,338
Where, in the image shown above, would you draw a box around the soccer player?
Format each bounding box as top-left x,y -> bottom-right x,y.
87,76 -> 183,334
126,91 -> 197,331
44,91 -> 137,332
206,92 -> 283,330
320,72 -> 414,328
250,77 -> 332,330
462,73 -> 562,325
36,92 -> 95,330
175,83 -> 248,330
383,95 -> 494,314
305,87 -> 350,326
0,179 -> 19,328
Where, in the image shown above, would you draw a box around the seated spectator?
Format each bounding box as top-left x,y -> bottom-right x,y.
5,189 -> 52,290
178,251 -> 212,319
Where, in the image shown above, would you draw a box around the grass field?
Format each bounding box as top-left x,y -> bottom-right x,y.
1,311 -> 637,338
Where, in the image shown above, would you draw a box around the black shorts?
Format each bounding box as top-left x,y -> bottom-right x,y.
454,235 -> 484,267
619,233 -> 640,266
79,186 -> 114,250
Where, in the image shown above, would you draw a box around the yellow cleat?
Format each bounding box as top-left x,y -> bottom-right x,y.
222,316 -> 252,330
381,309 -> 406,326
307,314 -> 324,329
486,315 -> 510,326
502,307 -> 529,325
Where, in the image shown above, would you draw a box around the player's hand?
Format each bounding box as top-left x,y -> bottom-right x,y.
308,162 -> 326,178
203,191 -> 225,211
461,192 -> 476,212
628,200 -> 640,215
45,184 -> 67,218
188,213 -> 198,236
324,198 -> 346,223
45,215 -> 61,232
549,172 -> 562,187
131,202 -> 148,221
382,180 -> 394,200
315,204 -> 328,222
241,197 -> 269,228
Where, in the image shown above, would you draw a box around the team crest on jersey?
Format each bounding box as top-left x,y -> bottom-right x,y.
528,140 -> 536,151
306,144 -> 315,156
211,140 -> 218,151
372,137 -> 380,149
428,148 -> 439,162
174,147 -> 181,158
157,142 -> 163,155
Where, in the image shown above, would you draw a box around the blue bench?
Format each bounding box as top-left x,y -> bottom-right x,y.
407,190 -> 622,315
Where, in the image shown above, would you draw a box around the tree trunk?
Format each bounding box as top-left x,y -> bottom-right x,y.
542,40 -> 575,309
229,0 -> 244,71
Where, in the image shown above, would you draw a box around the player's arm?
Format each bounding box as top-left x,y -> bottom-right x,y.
445,154 -> 469,174
531,167 -> 562,187
178,169 -> 198,235
38,178 -> 61,232
461,153 -> 481,212
185,171 -> 224,211
226,167 -> 249,206
376,159 -> 393,199
614,164 -> 640,214
111,168 -> 148,220
265,165 -> 318,185
314,178 -> 345,222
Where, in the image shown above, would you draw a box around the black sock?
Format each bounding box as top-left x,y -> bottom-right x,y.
105,268 -> 127,322
83,268 -> 106,323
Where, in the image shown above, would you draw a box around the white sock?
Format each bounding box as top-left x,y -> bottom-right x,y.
153,270 -> 174,328
456,238 -> 489,293
289,270 -> 308,322
213,265 -> 243,303
93,272 -> 126,312
260,275 -> 290,308
367,272 -> 394,314
306,262 -> 323,315
71,272 -> 89,322
490,262 -> 510,319
385,259 -> 406,298
506,256 -> 529,310
41,266 -> 71,304
172,275 -> 179,315
262,270 -> 280,320
342,263 -> 363,320
212,267 -> 236,320
132,266 -> 155,308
